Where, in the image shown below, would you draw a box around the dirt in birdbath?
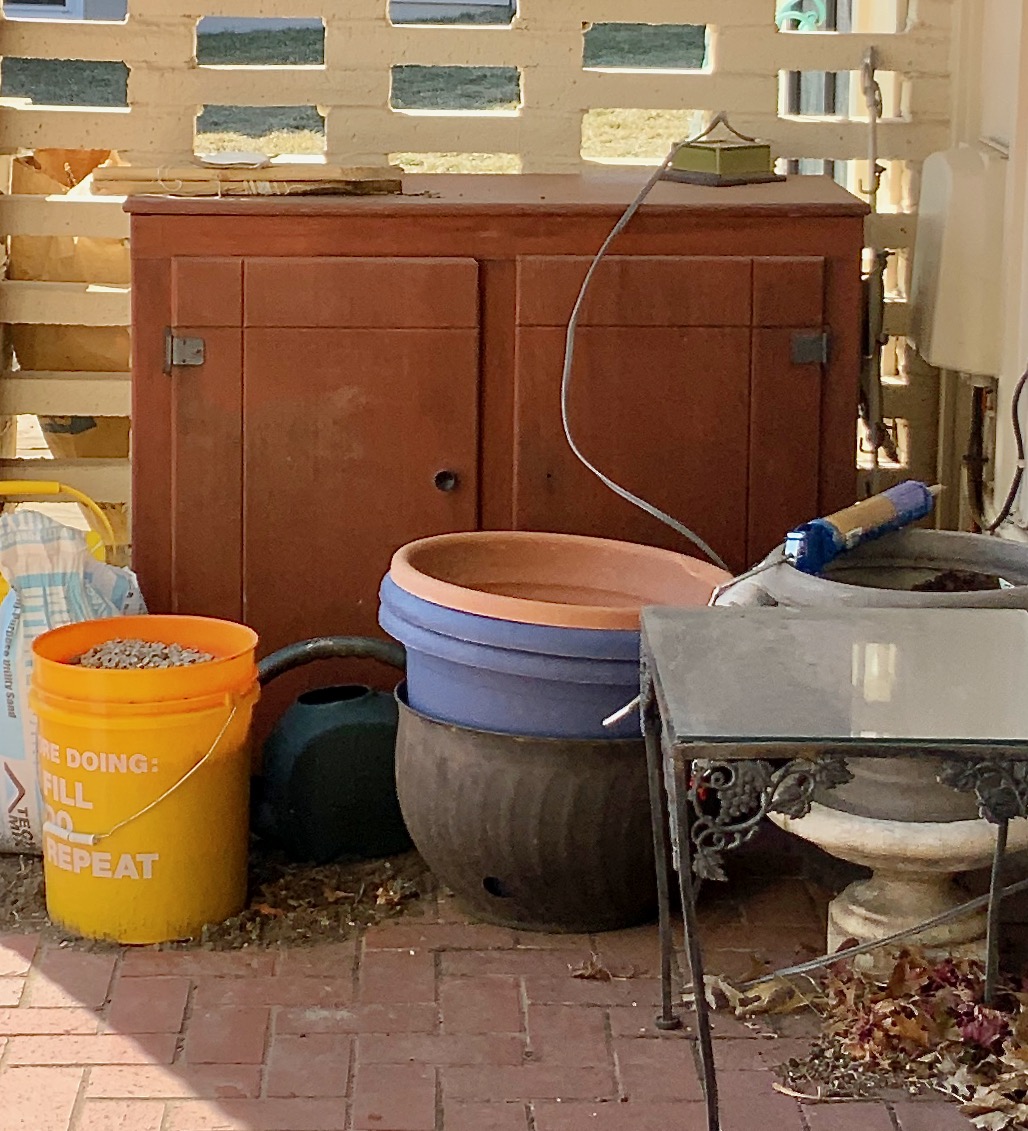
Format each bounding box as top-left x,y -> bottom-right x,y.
909,569 -> 1005,593
0,843 -> 434,951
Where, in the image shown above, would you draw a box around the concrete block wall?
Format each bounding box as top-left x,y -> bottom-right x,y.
0,0 -> 958,510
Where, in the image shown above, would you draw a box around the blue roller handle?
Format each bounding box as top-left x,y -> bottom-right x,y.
784,480 -> 938,575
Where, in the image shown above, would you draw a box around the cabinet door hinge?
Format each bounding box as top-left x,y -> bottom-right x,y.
163,329 -> 205,374
791,330 -> 831,366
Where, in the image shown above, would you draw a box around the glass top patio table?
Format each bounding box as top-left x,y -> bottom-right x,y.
640,606 -> 1028,757
639,605 -> 1028,1131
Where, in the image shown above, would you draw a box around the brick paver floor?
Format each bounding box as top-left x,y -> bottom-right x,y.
0,829 -> 987,1131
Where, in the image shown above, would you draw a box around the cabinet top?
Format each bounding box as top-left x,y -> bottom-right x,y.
125,171 -> 869,218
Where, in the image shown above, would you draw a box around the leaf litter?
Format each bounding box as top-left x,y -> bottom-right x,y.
0,843 -> 431,951
692,947 -> 1028,1128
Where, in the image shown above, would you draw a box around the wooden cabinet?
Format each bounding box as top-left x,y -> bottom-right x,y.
129,173 -> 867,725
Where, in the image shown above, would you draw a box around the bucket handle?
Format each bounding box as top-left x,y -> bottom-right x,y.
0,480 -> 119,556
42,686 -> 257,847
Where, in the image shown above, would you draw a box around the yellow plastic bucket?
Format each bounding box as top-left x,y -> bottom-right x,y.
30,615 -> 259,945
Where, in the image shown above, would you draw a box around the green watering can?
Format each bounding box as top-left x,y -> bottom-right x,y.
253,636 -> 411,864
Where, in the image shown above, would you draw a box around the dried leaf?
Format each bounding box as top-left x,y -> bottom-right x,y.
375,888 -> 401,908
773,1082 -> 822,1101
771,1082 -> 871,1104
570,954 -> 613,982
936,1061 -> 978,1099
772,944 -> 1028,1112
253,902 -> 284,918
957,1006 -> 1011,1054
977,1116 -> 1021,1131
886,955 -> 923,999
692,973 -> 812,1019
374,880 -> 417,908
1002,1042 -> 1028,1068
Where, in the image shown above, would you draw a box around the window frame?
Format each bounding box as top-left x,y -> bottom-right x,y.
3,0 -> 86,21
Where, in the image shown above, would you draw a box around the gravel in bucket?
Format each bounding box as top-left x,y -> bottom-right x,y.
73,639 -> 215,669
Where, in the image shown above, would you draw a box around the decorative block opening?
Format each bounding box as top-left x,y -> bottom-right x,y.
583,23 -> 707,70
391,151 -> 520,173
779,70 -> 902,119
782,157 -> 838,179
0,58 -> 127,107
581,109 -> 697,163
776,2 -> 903,33
390,0 -> 515,26
195,105 -> 324,156
391,66 -> 521,111
858,417 -> 908,470
196,18 -> 325,65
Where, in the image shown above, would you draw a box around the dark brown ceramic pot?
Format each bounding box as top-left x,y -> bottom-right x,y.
395,689 -> 657,933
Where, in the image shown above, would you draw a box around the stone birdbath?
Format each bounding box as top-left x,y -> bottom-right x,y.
715,528 -> 1028,959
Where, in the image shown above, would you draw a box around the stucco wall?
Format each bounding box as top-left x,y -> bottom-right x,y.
998,7 -> 1028,526
952,0 -> 1028,525
0,0 -> 955,174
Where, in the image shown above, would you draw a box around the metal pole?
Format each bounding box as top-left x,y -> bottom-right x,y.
985,819 -> 1009,1005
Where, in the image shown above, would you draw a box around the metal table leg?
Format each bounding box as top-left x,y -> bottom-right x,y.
985,818 -> 1009,1006
938,756 -> 1028,1004
672,755 -> 720,1131
641,674 -> 681,1031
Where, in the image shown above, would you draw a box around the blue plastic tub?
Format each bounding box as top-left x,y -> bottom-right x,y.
378,574 -> 640,739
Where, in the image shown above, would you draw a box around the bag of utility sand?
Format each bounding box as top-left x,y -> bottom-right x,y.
0,511 -> 146,853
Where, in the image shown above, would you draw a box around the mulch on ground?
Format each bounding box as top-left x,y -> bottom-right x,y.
0,844 -> 431,950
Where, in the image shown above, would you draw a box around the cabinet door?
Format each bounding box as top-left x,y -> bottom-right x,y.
747,257 -> 827,561
513,254 -> 831,572
513,256 -> 753,570
242,257 -> 480,660
132,257 -> 244,620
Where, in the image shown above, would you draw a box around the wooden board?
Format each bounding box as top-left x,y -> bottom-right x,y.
92,163 -> 403,197
94,179 -> 403,197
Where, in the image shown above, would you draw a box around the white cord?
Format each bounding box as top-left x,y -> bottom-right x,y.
560,124 -> 730,572
706,550 -> 788,606
602,694 -> 641,728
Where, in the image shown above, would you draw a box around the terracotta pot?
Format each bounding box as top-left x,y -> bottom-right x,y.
389,531 -> 730,631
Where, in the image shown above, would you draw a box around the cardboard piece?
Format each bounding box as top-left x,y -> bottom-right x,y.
91,161 -> 403,197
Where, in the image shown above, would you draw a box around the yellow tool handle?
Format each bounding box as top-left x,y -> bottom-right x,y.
0,481 -> 118,552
